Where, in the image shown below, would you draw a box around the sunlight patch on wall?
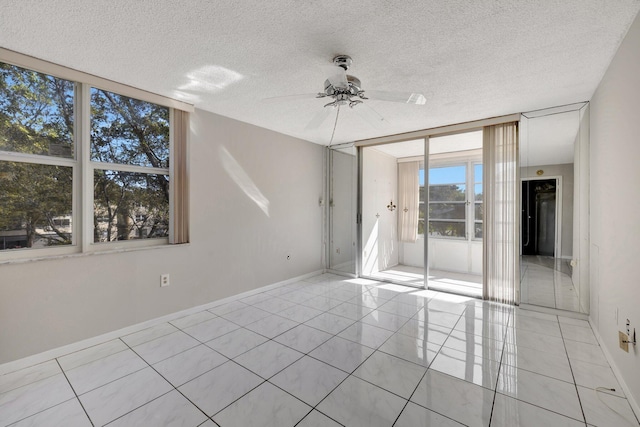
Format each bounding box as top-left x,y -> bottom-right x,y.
219,146 -> 269,217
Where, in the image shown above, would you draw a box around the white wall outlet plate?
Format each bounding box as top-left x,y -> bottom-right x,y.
619,331 -> 629,352
160,274 -> 170,287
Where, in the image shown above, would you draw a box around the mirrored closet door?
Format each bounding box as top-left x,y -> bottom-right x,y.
519,103 -> 589,313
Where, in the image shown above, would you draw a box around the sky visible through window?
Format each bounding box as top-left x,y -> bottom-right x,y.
421,164 -> 483,186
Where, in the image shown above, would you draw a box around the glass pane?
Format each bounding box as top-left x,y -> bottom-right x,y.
475,202 -> 483,220
474,164 -> 483,183
475,222 -> 483,239
0,62 -> 74,158
474,183 -> 483,200
0,161 -> 73,250
418,219 -> 425,235
93,170 -> 169,242
429,165 -> 466,185
90,88 -> 169,167
429,202 -> 466,220
428,221 -> 465,238
429,184 -> 466,201
328,147 -> 356,274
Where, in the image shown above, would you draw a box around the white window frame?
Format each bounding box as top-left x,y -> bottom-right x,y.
472,161 -> 483,241
0,49 -> 193,262
424,155 -> 483,241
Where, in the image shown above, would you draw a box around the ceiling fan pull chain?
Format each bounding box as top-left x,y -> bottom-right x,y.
328,105 -> 341,147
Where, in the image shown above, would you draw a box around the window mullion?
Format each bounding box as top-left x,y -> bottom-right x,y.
70,82 -> 80,249
466,160 -> 472,241
80,82 -> 93,252
168,108 -> 175,244
89,162 -> 169,175
0,151 -> 76,167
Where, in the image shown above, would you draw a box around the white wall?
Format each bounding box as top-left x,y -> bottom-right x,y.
362,148 -> 398,275
401,239 -> 482,275
590,11 -> 640,410
400,238 -> 423,268
0,108 -> 324,364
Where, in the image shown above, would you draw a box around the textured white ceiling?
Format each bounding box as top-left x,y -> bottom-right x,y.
1,1 -> 639,145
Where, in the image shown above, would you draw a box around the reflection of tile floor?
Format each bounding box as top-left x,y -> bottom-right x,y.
520,256 -> 581,311
377,264 -> 483,297
2,274 -> 638,426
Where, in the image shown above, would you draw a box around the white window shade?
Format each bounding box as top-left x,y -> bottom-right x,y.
483,122 -> 519,304
398,161 -> 419,243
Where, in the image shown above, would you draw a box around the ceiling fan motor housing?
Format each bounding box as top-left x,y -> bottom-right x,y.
333,55 -> 353,70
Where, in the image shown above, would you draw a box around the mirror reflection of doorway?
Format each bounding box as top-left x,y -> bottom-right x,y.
521,178 -> 557,257
519,104 -> 587,312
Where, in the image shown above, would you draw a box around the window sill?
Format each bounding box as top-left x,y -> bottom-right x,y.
0,242 -> 190,266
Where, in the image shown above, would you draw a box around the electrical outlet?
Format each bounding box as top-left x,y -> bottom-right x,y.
619,331 -> 629,352
160,274 -> 170,287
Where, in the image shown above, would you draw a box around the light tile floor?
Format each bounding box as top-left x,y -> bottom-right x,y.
376,265 -> 483,297
1,273 -> 639,427
520,256 -> 581,312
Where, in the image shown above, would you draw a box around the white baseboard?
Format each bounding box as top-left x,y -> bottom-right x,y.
0,269 -> 324,376
589,318 -> 640,421
329,261 -> 355,271
519,303 -> 588,320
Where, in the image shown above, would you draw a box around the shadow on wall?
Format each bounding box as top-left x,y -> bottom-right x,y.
219,145 -> 270,217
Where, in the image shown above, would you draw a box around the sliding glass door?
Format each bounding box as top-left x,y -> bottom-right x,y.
356,130 -> 484,297
426,131 -> 483,297
360,140 -> 425,287
353,119 -> 520,304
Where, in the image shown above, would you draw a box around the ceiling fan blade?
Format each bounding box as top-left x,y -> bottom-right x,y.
305,108 -> 333,130
262,93 -> 321,103
353,104 -> 388,129
363,90 -> 427,105
327,67 -> 349,89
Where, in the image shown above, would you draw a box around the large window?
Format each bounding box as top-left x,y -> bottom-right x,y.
0,57 -> 189,257
0,63 -> 75,250
419,160 -> 482,240
429,164 -> 467,238
91,88 -> 170,243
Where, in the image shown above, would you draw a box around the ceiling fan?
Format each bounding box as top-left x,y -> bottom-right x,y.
266,55 -> 427,140
316,55 -> 426,107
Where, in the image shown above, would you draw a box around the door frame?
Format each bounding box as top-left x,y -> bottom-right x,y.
520,175 -> 563,259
